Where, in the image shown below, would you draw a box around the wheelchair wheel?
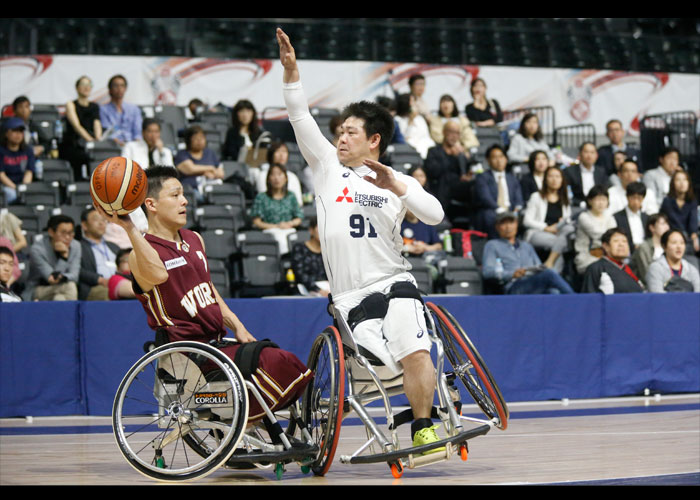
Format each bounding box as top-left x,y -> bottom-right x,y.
427,302 -> 509,430
112,341 -> 249,481
299,326 -> 345,476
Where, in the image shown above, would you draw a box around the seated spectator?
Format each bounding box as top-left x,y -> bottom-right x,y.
507,113 -> 555,166
629,213 -> 670,287
612,182 -> 650,255
481,212 -> 574,294
0,117 -> 36,204
564,142 -> 609,208
607,150 -> 630,188
78,207 -> 121,301
328,113 -> 344,146
99,74 -> 142,147
12,95 -> 49,158
522,166 -> 574,271
646,229 -> 700,293
426,94 -> 479,153
289,216 -> 329,297
581,228 -> 644,294
0,234 -> 21,288
473,145 -> 524,239
574,185 -> 617,275
408,73 -> 430,118
520,150 -> 550,203
174,125 -> 225,198
250,164 -> 303,255
597,119 -> 640,177
186,98 -> 204,122
395,93 -> 435,159
23,214 -> 81,301
643,146 -> 682,209
375,96 -> 406,145
223,99 -> 263,162
465,77 -> 503,127
401,209 -> 444,257
254,141 -> 304,204
660,169 -> 699,254
121,118 -> 174,169
0,208 -> 27,255
423,121 -> 474,217
108,248 -> 136,300
607,159 -> 658,215
0,245 -> 21,302
60,76 -> 103,180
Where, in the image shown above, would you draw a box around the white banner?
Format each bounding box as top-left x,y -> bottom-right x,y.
1,55 -> 698,136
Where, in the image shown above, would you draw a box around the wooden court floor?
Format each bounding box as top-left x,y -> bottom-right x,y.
1,394 -> 698,486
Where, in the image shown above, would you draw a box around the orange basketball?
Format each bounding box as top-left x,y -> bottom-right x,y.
90,157 -> 148,215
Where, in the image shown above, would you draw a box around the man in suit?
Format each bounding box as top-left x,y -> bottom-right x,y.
564,142 -> 609,208
78,207 -> 121,300
597,119 -> 640,177
613,181 -> 650,255
473,145 -> 523,238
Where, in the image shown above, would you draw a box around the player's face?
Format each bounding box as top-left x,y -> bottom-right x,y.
154,178 -> 188,227
337,117 -> 377,167
604,233 -> 629,260
0,253 -> 13,284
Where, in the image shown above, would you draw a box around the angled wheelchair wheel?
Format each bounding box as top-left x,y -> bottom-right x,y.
112,341 -> 249,481
427,303 -> 509,430
299,326 -> 345,476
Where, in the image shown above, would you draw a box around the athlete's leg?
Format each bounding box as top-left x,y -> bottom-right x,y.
399,349 -> 435,419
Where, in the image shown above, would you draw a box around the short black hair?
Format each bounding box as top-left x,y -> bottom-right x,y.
115,248 -> 132,267
486,144 -> 507,159
601,227 -> 627,246
47,214 -> 75,232
183,125 -> 205,150
339,100 -> 395,156
0,245 -> 14,259
619,159 -> 639,172
144,166 -> 179,201
661,229 -> 686,248
408,73 -> 425,88
80,207 -> 97,223
660,146 -> 680,159
579,141 -> 597,153
108,74 -> 127,89
12,95 -> 29,111
142,118 -> 161,132
626,181 -> 647,197
586,184 -> 609,204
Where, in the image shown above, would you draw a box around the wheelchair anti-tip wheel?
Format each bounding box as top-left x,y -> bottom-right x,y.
299,326 -> 345,476
427,302 -> 509,430
112,341 -> 249,481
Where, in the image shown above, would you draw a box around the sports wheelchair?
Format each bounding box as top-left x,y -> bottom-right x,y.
111,301 -> 507,481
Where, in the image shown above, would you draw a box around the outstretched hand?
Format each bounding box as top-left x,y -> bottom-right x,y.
277,28 -> 299,83
362,159 -> 407,197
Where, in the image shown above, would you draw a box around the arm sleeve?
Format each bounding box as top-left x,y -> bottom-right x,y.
523,194 -> 547,231
396,172 -> 444,226
645,260 -> 666,293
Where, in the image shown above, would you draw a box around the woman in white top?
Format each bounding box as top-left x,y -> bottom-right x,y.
426,94 -> 479,153
507,113 -> 555,166
523,166 -> 574,272
574,185 -> 617,275
394,93 -> 435,160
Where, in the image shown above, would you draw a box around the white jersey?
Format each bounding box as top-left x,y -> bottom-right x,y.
283,81 -> 444,299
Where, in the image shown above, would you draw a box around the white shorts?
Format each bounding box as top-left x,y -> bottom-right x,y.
333,273 -> 431,375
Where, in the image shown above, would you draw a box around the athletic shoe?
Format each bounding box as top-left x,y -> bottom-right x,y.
412,424 -> 445,455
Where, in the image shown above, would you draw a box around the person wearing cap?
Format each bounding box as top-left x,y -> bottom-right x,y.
482,211 -> 575,294
0,117 -> 36,205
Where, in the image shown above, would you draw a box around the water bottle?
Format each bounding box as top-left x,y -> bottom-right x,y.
49,138 -> 59,159
494,258 -> 504,283
54,119 -> 63,144
442,230 -> 453,254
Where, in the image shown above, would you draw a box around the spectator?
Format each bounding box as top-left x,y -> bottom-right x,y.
290,216 -> 329,297
401,209 -> 443,257
660,169 -> 699,254
643,146 -> 682,209
0,117 -> 36,204
522,166 -> 574,271
574,185 -> 617,275
482,212 -> 574,294
507,113 -> 555,166
395,93 -> 435,159
612,182 -> 650,255
60,76 -> 103,180
23,214 -> 81,301
328,114 -> 344,146
629,213 -> 671,287
581,228 -> 644,294
520,150 -> 550,203
375,96 -> 406,145
254,141 -> 304,204
174,125 -> 225,198
408,73 -> 430,118
608,150 -> 630,188
646,229 -> 700,293
607,159 -> 658,215
223,99 -> 263,162
108,248 -> 136,300
250,164 -> 303,254
78,207 -> 121,301
12,96 -> 48,158
121,118 -> 174,168
99,74 -> 142,146
465,77 -> 503,127
597,119 -> 640,177
427,94 -> 479,153
564,142 -> 609,208
0,208 -> 27,255
473,145 -> 524,239
186,98 -> 204,122
423,121 -> 474,217
0,245 -> 21,302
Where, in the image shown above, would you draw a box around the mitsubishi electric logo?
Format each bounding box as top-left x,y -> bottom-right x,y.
336,187 -> 353,203
335,186 -> 389,208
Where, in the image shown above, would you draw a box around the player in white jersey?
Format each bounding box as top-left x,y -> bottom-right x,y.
277,29 -> 447,450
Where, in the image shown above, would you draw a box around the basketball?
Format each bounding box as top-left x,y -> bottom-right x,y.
90,157 -> 148,215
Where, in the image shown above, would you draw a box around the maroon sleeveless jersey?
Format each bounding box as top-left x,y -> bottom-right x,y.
135,229 -> 224,343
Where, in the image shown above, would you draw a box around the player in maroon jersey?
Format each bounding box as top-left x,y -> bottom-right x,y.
95,166 -> 312,421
